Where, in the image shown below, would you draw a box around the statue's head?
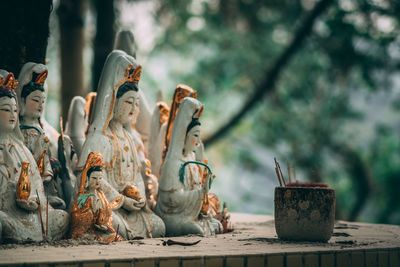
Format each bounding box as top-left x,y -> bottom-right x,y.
0,71 -> 19,132
164,84 -> 198,157
113,64 -> 141,125
87,165 -> 103,191
80,152 -> 105,193
183,117 -> 201,156
18,63 -> 48,120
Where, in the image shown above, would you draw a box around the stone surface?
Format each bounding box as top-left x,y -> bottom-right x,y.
0,213 -> 399,266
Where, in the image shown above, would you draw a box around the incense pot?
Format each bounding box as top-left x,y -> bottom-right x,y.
77,50 -> 165,239
0,70 -> 68,243
274,185 -> 335,242
155,97 -> 223,236
71,152 -> 123,244
17,63 -> 66,210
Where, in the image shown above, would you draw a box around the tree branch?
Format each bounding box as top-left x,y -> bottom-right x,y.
329,142 -> 372,221
204,0 -> 334,147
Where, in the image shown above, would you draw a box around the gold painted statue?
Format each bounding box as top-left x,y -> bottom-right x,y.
0,70 -> 68,243
71,152 -> 123,244
77,50 -> 165,239
17,63 -> 66,210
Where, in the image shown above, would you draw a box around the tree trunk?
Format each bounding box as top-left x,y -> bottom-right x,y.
92,0 -> 116,90
0,0 -> 52,75
57,0 -> 86,122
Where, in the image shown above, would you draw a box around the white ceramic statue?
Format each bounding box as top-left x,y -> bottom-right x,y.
65,96 -> 87,158
0,70 -> 68,243
17,63 -> 66,210
78,50 -> 165,239
148,101 -> 169,178
125,100 -> 159,210
114,30 -> 153,153
41,84 -> 60,158
155,97 -> 222,236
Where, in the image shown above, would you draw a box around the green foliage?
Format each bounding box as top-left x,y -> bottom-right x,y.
149,0 -> 400,223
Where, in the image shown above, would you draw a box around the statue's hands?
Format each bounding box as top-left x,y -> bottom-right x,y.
133,197 -> 146,209
122,197 -> 141,211
16,198 -> 39,211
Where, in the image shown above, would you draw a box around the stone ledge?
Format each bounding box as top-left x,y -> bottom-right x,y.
0,213 -> 399,267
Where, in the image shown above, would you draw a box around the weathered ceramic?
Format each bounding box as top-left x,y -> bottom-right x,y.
71,152 -> 123,244
274,186 -> 335,242
155,97 -> 222,236
163,84 -> 197,161
125,104 -> 159,210
65,96 -> 87,158
114,30 -> 152,152
148,102 -> 169,178
17,63 -> 66,210
0,70 -> 68,243
78,50 -> 165,239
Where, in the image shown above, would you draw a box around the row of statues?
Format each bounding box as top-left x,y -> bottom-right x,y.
0,48 -> 231,244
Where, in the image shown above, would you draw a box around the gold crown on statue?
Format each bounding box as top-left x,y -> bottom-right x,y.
4,73 -> 19,90
34,70 -> 48,86
124,64 -> 142,83
85,152 -> 105,169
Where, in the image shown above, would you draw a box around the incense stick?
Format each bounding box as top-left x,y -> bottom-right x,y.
46,197 -> 49,239
114,225 -> 120,241
287,163 -> 292,183
35,190 -> 45,240
276,160 -> 286,186
274,158 -> 286,187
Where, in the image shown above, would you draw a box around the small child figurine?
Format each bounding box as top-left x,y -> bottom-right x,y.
70,152 -> 124,244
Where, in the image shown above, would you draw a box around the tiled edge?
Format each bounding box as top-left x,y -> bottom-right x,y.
285,253 -> 302,267
204,256 -> 224,267
365,249 -> 378,267
389,247 -> 399,267
303,253 -> 318,267
350,250 -> 365,267
319,252 -> 335,267
266,254 -> 284,267
19,246 -> 400,267
335,251 -> 351,267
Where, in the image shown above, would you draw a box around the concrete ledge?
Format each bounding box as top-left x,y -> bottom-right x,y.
0,213 -> 399,267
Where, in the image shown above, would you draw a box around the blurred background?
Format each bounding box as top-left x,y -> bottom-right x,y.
4,0 -> 400,224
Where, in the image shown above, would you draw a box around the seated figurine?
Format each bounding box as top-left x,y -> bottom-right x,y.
155,97 -> 222,236
71,152 -> 123,244
17,63 -> 66,210
0,69 -> 68,243
78,50 -> 165,239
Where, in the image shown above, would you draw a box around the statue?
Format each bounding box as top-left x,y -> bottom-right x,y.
125,103 -> 159,210
155,97 -> 222,236
114,30 -> 153,152
71,152 -> 123,244
0,70 -> 68,243
78,50 -> 165,239
65,96 -> 87,159
17,63 -> 66,210
148,101 -> 169,178
164,84 -> 197,160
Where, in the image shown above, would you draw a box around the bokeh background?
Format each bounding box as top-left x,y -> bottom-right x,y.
25,0 -> 400,224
